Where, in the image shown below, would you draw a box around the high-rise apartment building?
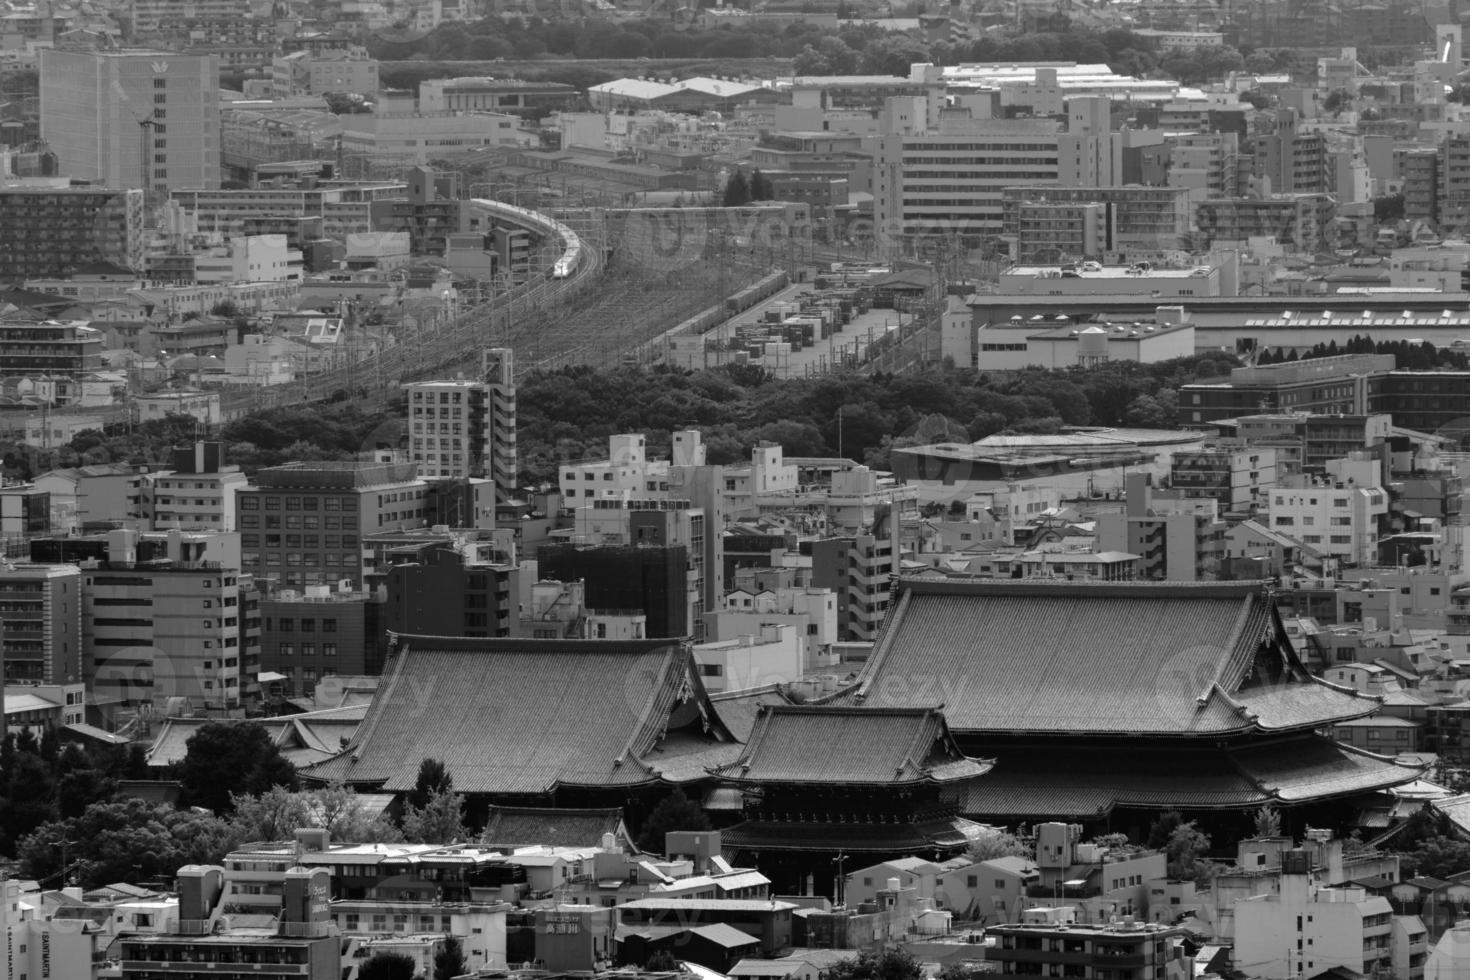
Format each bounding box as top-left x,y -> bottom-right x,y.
39,46 -> 220,192
0,564 -> 82,685
402,348 -> 516,496
56,529 -> 260,713
0,185 -> 146,278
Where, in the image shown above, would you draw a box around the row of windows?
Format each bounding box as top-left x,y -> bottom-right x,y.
240,515 -> 357,530
240,496 -> 348,511
276,642 -> 338,657
243,553 -> 357,567
242,534 -> 359,548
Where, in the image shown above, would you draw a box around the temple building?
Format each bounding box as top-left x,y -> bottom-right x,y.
710,705 -> 993,893
302,635 -> 747,821
829,578 -> 1423,837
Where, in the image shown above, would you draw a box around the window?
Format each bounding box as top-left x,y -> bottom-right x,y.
323,643 -> 337,658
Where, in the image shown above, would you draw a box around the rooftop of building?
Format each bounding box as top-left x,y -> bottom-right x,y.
830,578 -> 1386,737
1005,264 -> 1210,279
303,636 -> 741,795
712,705 -> 991,787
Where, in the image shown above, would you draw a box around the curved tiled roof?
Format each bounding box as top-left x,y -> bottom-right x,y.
309,635 -> 737,796
842,578 -> 1382,737
711,705 -> 992,786
957,737 -> 1423,819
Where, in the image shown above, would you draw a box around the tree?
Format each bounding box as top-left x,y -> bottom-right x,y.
401,787 -> 466,844
358,951 -> 418,980
434,935 -> 468,980
635,787 -> 711,853
1254,804 -> 1282,838
825,947 -> 923,980
1123,393 -> 1171,428
750,169 -> 775,202
1322,87 -> 1352,117
174,722 -> 299,813
1374,193 -> 1406,223
967,828 -> 1033,861
723,170 -> 751,208
19,800 -> 235,889
229,785 -> 315,843
1165,822 -> 1217,881
1403,836 -> 1470,879
1238,89 -> 1270,109
408,759 -> 452,812
645,949 -> 680,972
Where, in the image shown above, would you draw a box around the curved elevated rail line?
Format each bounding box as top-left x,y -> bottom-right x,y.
186,199 -> 602,418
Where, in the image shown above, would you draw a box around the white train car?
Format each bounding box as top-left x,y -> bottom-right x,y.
469,198 -> 582,279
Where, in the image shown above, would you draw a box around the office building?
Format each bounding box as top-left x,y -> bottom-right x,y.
872,96 -> 1120,241
0,185 -> 146,278
39,46 -> 220,192
237,461 -> 430,591
1178,355 -> 1394,425
0,563 -> 82,685
259,586 -> 387,696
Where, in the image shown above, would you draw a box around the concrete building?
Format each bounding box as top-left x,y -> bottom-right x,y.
237,460 -> 431,591
968,313 -> 1195,372
0,185 -> 146,278
259,586 -> 387,696
1001,185 -> 1194,257
0,563 -> 82,685
988,913 -> 1190,980
1266,456 -> 1389,566
146,441 -> 250,531
1,877 -> 95,980
1097,473 -> 1226,582
65,528 -> 258,713
418,76 -> 576,114
39,46 -> 220,192
1193,194 -> 1335,250
1179,356 -> 1394,425
339,111 -> 527,170
1234,850 -> 1408,980
404,352 -> 515,495
871,95 -> 1119,241
34,462 -> 150,531
0,319 -> 105,387
1168,445 -> 1278,515
383,529 -> 518,640
692,623 -> 803,694
704,586 -> 838,664
271,46 -> 379,98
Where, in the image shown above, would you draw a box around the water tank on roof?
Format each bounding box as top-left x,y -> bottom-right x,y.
1078,326 -> 1109,355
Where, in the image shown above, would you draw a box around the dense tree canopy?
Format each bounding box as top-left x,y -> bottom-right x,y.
174,722 -> 299,813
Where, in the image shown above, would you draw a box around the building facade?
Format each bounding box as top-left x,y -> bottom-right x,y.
40,47 -> 220,192
0,186 -> 146,278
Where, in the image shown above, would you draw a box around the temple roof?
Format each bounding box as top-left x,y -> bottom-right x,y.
957,737 -> 1422,819
839,578 -> 1383,737
481,805 -> 630,851
719,816 -> 978,853
711,706 -> 992,786
305,635 -> 736,795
